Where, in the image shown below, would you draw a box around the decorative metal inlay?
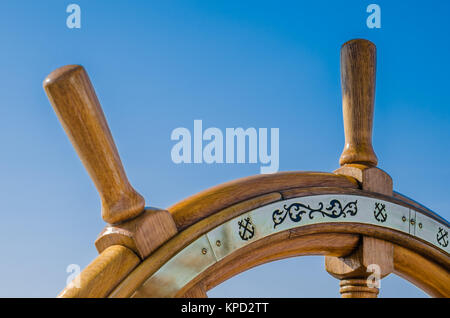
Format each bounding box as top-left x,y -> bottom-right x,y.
272,199 -> 358,228
437,227 -> 448,247
374,202 -> 387,223
136,194 -> 449,297
238,217 -> 255,241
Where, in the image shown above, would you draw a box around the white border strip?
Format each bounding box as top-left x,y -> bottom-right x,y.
135,194 -> 449,297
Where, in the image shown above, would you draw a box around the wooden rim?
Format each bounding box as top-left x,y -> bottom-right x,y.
47,40 -> 449,299
109,222 -> 449,297
107,184 -> 449,298
168,172 -> 359,230
58,173 -> 449,298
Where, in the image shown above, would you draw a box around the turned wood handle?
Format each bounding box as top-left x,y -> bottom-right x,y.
339,39 -> 378,167
43,65 -> 145,224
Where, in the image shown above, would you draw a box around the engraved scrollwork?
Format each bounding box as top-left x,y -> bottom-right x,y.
272,202 -> 321,228
272,199 -> 358,228
309,199 -> 358,220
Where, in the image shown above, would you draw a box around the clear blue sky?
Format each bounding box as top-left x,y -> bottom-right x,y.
0,0 -> 448,297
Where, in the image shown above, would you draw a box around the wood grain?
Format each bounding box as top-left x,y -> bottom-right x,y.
187,232 -> 360,296
339,39 -> 378,167
340,279 -> 378,298
95,208 -> 178,259
46,42 -> 449,299
180,284 -> 208,298
58,245 -> 140,298
110,193 -> 449,297
168,172 -> 358,230
325,236 -> 393,298
334,164 -> 393,196
299,223 -> 449,269
394,244 -> 450,297
43,65 -> 145,224
109,193 -> 282,297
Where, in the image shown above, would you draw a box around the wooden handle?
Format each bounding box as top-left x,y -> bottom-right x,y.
339,39 -> 378,167
43,65 -> 145,224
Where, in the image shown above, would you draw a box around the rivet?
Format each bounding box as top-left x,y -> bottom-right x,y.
216,240 -> 221,247
418,223 -> 423,229
201,248 -> 207,255
410,219 -> 415,226
402,216 -> 407,222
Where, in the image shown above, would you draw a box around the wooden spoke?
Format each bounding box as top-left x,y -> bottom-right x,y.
43,65 -> 145,225
43,40 -> 449,299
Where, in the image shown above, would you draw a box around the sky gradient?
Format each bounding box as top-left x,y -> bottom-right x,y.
0,0 -> 449,297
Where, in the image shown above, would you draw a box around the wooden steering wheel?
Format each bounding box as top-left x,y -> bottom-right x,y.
43,39 -> 449,298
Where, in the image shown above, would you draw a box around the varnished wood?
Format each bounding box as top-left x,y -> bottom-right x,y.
58,245 -> 140,298
339,39 -> 378,167
325,236 -> 393,298
325,236 -> 394,298
169,172 -> 358,230
95,208 -> 178,259
176,192 -> 282,248
110,220 -> 448,297
361,237 -> 394,274
292,223 -> 449,269
281,186 -> 365,199
49,41 -> 449,299
325,237 -> 393,280
180,284 -> 208,298
43,65 -> 145,224
183,233 -> 360,297
334,164 -> 393,196
132,232 -> 360,297
394,245 -> 450,297
55,186 -> 448,298
339,279 -> 378,298
108,193 -> 283,297
282,187 -> 446,226
266,186 -> 449,265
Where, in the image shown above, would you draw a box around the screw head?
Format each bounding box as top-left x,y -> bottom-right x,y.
216,240 -> 221,247
410,219 -> 416,226
402,216 -> 407,222
418,223 -> 423,229
201,248 -> 207,255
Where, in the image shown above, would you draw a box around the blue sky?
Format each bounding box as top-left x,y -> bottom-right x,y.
0,0 -> 448,297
